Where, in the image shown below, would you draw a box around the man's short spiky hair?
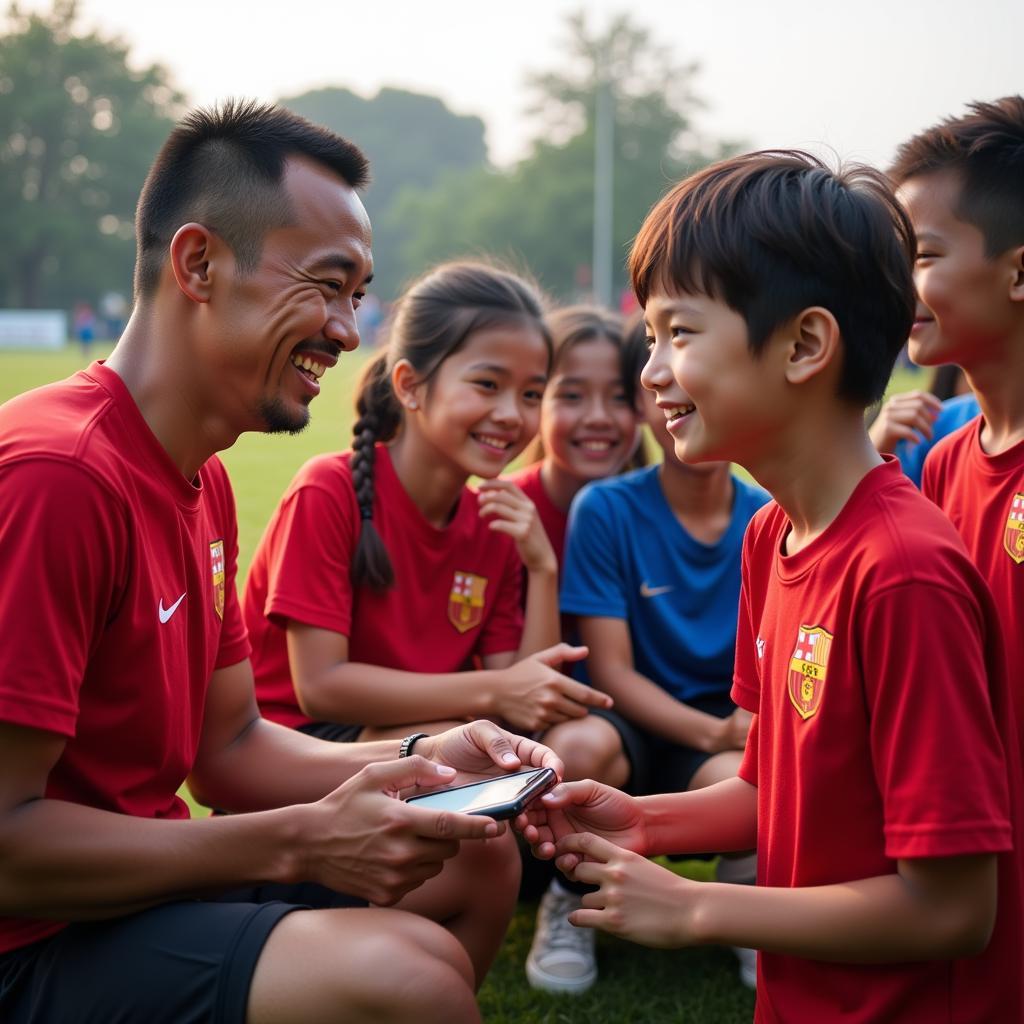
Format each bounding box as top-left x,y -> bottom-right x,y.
133,99 -> 369,299
889,95 -> 1024,257
629,150 -> 916,407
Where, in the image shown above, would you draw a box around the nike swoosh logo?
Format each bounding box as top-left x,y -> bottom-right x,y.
640,582 -> 674,598
158,592 -> 186,624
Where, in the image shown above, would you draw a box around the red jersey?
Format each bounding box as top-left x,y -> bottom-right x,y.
923,417 -> 1024,734
508,462 -> 568,568
245,445 -> 524,729
732,458 -> 1023,1023
0,363 -> 250,953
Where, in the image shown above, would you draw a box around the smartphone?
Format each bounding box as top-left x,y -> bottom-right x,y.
405,766 -> 557,820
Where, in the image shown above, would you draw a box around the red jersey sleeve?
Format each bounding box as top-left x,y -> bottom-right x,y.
261,482 -> 359,636
738,712 -> 759,787
476,538 -> 525,657
0,459 -> 127,736
860,581 -> 1013,860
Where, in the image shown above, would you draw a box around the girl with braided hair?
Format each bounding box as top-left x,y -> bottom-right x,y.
243,257 -> 612,747
242,260 -> 614,984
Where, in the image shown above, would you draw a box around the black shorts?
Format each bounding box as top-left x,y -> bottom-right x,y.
297,719 -> 364,743
591,692 -> 736,796
0,884 -> 365,1024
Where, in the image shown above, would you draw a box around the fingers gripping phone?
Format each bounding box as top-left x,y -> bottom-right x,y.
405,767 -> 556,820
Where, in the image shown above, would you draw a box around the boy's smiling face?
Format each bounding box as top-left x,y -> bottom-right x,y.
640,284 -> 782,468
900,170 -> 1019,370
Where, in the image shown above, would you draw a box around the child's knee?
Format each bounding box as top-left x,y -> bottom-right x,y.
544,715 -> 625,781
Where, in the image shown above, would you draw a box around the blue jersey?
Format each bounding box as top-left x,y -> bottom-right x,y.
895,393 -> 980,487
561,466 -> 770,704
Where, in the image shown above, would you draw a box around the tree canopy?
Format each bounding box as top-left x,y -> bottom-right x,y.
384,11 -> 738,304
0,0 -> 182,309
281,85 -> 488,298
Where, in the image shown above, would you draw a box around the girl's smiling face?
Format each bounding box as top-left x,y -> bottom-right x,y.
539,337 -> 640,483
406,322 -> 550,479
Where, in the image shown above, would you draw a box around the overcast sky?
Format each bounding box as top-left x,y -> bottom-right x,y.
14,0 -> 1024,169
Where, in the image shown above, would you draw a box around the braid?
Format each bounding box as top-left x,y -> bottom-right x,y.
350,354 -> 402,592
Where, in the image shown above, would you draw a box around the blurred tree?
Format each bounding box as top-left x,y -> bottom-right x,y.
282,86 -> 488,298
386,10 -> 739,304
0,0 -> 182,310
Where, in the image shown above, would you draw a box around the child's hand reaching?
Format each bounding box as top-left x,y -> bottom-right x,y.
477,479 -> 557,574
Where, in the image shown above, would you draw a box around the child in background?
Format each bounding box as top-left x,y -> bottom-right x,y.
869,363 -> 978,485
559,316 -> 769,986
889,97 -> 1024,737
508,306 -> 643,568
519,150 -> 1023,1023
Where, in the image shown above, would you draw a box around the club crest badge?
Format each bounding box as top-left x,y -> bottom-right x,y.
788,625 -> 833,721
210,540 -> 225,619
448,571 -> 487,634
1003,493 -> 1024,565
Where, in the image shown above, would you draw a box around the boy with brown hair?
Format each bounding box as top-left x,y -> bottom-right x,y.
889,96 -> 1024,733
518,150 -> 1024,1022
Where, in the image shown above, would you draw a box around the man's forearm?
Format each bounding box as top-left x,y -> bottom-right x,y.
0,797 -> 304,920
188,716 -> 402,813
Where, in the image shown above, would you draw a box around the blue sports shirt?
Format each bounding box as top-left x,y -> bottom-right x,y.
560,466 -> 770,704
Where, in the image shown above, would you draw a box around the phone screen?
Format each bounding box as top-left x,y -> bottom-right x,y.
406,768 -> 552,815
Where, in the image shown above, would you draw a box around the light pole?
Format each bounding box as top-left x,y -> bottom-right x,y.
592,71 -> 614,309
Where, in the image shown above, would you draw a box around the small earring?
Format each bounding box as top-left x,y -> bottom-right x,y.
407,400 -> 418,410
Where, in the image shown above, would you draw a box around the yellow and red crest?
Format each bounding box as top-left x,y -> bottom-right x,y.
1003,493 -> 1024,565
448,571 -> 487,634
210,539 -> 225,619
788,625 -> 833,721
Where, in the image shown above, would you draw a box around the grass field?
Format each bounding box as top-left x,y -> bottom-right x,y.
0,345 -> 926,1023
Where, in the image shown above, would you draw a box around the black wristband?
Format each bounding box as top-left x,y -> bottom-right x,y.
398,732 -> 429,758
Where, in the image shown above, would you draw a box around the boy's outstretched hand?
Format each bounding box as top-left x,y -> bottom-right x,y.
515,779 -> 648,872
558,834 -> 698,949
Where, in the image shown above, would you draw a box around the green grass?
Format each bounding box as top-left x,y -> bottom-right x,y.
0,346 -> 926,1023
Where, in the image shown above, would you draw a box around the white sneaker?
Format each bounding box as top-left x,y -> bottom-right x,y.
733,944 -> 757,989
525,880 -> 597,994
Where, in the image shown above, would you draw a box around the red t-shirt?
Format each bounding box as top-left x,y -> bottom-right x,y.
507,462 -> 569,569
923,417 -> 1024,737
732,458 -> 1023,1023
0,363 -> 250,954
245,445 -> 524,728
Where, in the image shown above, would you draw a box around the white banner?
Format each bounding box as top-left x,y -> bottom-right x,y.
0,311 -> 68,350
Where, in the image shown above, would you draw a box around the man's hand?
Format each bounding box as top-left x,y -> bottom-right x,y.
299,756 -> 500,906
515,779 -> 647,873
491,644 -> 611,732
558,832 -> 698,948
414,719 -> 564,785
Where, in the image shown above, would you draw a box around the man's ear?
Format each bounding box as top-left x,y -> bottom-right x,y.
391,359 -> 423,412
168,223 -> 224,303
1008,245 -> 1024,303
784,307 -> 841,386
